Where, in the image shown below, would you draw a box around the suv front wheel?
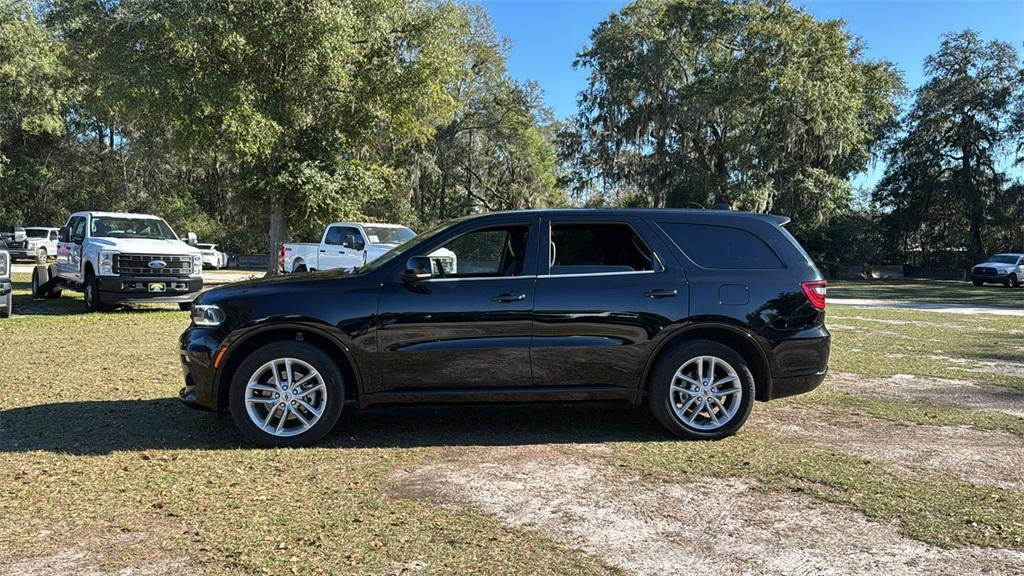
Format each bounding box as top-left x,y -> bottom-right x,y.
648,340 -> 755,440
229,342 -> 345,447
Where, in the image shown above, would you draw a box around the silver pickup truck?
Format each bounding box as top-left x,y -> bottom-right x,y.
0,240 -> 11,318
5,227 -> 59,264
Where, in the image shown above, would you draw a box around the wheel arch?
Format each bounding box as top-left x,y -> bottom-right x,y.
214,322 -> 362,411
640,322 -> 773,403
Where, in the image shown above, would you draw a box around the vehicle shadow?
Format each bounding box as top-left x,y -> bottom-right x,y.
10,279 -> 189,317
0,399 -> 668,455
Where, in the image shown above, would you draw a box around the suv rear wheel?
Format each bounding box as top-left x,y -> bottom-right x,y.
648,339 -> 754,440
229,342 -> 345,447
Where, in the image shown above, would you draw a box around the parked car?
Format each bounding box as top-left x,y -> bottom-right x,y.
30,211 -> 204,312
0,240 -> 11,318
282,222 -> 456,273
6,227 -> 59,264
196,243 -> 229,269
971,253 -> 1023,287
180,208 -> 831,447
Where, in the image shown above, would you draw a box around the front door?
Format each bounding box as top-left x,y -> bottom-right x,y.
320,225 -> 365,271
57,216 -> 87,281
372,221 -> 538,393
531,217 -> 689,390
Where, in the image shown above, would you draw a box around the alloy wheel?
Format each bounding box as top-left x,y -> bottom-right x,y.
669,355 -> 743,431
244,358 -> 328,437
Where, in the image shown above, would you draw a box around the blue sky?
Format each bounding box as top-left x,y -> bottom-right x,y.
482,0 -> 1024,188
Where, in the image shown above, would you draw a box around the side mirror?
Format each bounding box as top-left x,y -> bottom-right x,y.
343,234 -> 365,251
187,231 -> 198,246
401,256 -> 433,283
58,227 -> 70,242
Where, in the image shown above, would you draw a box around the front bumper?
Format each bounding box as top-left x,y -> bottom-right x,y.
179,325 -> 223,411
971,273 -> 1009,283
8,249 -> 37,260
0,280 -> 11,299
98,275 -> 204,304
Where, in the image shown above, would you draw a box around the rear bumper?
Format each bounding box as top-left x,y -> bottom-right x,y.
98,276 -> 203,304
770,369 -> 828,400
766,328 -> 830,400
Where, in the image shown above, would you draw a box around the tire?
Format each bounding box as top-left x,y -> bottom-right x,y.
83,272 -> 108,312
972,280 -> 983,286
294,262 -> 307,273
31,265 -> 49,299
647,339 -> 755,440
1009,274 -> 1019,288
36,247 -> 47,265
178,302 -> 192,311
0,291 -> 11,318
229,342 -> 345,447
46,264 -> 61,298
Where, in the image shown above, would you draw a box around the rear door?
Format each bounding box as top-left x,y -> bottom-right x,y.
531,215 -> 688,390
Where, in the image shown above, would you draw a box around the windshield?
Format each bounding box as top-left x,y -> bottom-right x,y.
989,254 -> 1020,264
363,225 -> 416,245
353,220 -> 457,274
91,217 -> 178,240
26,229 -> 49,238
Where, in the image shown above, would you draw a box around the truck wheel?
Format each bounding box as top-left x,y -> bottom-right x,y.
36,247 -> 48,265
45,264 -> 62,298
647,340 -> 755,440
31,265 -> 49,299
1,291 -> 11,318
229,342 -> 345,447
294,262 -> 307,273
1008,274 -> 1018,288
83,272 -> 108,312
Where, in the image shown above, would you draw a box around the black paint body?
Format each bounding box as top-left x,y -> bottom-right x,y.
179,209 -> 829,412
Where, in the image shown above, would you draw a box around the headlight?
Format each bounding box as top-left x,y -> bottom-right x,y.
0,252 -> 8,277
191,304 -> 225,326
191,254 -> 203,276
98,251 -> 117,276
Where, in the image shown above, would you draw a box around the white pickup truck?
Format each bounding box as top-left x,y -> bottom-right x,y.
282,222 -> 455,273
31,211 -> 204,312
6,227 -> 60,264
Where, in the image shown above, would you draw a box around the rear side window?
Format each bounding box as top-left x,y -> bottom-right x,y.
549,222 -> 659,274
659,223 -> 782,269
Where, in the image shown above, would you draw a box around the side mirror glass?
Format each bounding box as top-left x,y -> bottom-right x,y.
401,256 -> 433,283
187,231 -> 198,245
58,227 -> 70,242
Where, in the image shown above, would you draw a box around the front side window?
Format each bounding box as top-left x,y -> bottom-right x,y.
433,225 -> 530,278
91,217 -> 177,240
659,222 -> 782,269
549,222 -> 658,275
69,217 -> 87,243
325,226 -> 361,246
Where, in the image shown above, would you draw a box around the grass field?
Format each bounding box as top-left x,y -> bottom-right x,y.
2,274 -> 1022,574
830,278 -> 1024,309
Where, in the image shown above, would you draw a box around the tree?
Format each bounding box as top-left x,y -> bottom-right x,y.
874,30 -> 1022,265
569,0 -> 903,230
0,0 -> 66,225
50,0 -> 474,273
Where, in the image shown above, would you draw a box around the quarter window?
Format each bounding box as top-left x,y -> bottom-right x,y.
549,223 -> 658,275
659,223 -> 782,269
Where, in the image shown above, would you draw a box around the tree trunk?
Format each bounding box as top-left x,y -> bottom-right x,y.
267,199 -> 287,277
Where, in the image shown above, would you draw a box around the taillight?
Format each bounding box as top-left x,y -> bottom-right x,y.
278,246 -> 285,265
801,280 -> 827,310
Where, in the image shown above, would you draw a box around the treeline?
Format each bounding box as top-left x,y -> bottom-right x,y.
2,0 -> 1022,273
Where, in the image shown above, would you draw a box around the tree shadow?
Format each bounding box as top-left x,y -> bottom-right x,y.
0,399 -> 668,455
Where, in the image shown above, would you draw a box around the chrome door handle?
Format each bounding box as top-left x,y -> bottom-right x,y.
491,293 -> 526,303
645,289 -> 678,299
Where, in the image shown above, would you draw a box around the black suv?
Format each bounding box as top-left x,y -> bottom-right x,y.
180,209 -> 829,446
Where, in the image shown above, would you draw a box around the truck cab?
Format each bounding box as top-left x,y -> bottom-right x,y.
46,211 -> 204,311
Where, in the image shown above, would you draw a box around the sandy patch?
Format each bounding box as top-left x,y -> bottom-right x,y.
754,406 -> 1024,490
0,547 -> 192,576
829,372 -> 1024,418
391,448 -> 1024,576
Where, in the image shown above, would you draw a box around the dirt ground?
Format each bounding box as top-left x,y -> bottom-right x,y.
391,444 -> 1024,576
829,372 -> 1024,418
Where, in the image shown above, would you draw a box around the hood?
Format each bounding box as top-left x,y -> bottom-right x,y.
90,237 -> 200,255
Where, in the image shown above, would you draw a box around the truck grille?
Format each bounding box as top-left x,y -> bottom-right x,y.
114,254 -> 193,276
973,267 -> 997,276
6,241 -> 26,250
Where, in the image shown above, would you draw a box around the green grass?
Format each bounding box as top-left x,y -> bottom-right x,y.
830,278 -> 1024,309
828,304 -> 1024,389
2,273 -> 1023,573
